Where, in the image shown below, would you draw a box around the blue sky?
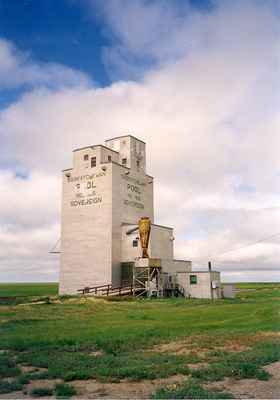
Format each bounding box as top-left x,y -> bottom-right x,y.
1,0 -> 280,282
0,0 -> 213,88
0,0 -> 108,85
0,0 -> 214,113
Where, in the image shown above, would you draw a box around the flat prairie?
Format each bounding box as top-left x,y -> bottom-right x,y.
0,282 -> 279,399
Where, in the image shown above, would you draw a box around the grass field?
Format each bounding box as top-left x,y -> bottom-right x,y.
0,283 -> 58,297
0,283 -> 279,398
235,282 -> 280,289
0,282 -> 277,297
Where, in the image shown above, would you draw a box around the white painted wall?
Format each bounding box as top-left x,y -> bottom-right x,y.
176,271 -> 221,299
106,135 -> 146,173
121,224 -> 174,262
59,163 -> 113,295
60,135 -> 154,293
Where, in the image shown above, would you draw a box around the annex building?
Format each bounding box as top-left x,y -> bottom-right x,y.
59,134 -> 222,299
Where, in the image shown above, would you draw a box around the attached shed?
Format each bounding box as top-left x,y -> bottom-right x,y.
176,271 -> 221,299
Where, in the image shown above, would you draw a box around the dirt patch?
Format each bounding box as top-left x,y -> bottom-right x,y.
0,391 -> 29,399
236,331 -> 280,346
258,331 -> 280,339
150,338 -> 209,357
2,361 -> 279,399
188,362 -> 209,370
18,365 -> 48,374
150,337 -> 250,357
26,378 -> 62,391
18,365 -> 37,374
150,331 -> 280,357
205,361 -> 280,399
0,377 -> 185,400
90,350 -> 104,357
152,341 -> 193,355
0,379 -> 60,400
221,339 -> 251,353
72,374 -> 186,399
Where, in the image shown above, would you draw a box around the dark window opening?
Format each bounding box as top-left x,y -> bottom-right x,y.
132,239 -> 138,247
122,158 -> 127,165
84,154 -> 89,161
108,155 -> 112,162
190,275 -> 197,285
136,160 -> 140,168
91,157 -> 96,168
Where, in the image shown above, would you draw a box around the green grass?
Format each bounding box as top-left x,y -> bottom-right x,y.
195,340 -> 280,380
0,353 -> 21,378
1,292 -> 279,353
0,283 -> 58,297
30,387 -> 53,397
19,371 -> 50,383
17,350 -> 191,382
54,383 -> 76,398
152,379 -> 233,399
0,283 -> 279,397
235,282 -> 280,290
151,340 -> 280,398
0,380 -> 23,394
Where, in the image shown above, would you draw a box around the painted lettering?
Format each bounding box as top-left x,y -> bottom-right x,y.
123,199 -> 144,209
127,184 -> 141,194
70,197 -> 102,206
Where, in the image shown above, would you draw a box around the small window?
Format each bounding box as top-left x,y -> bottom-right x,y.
91,157 -> 96,168
108,155 -> 112,162
122,158 -> 127,165
84,154 -> 89,161
190,275 -> 197,285
132,239 -> 138,247
136,160 -> 140,168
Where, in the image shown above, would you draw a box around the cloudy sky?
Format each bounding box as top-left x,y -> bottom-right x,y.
1,0 -> 280,282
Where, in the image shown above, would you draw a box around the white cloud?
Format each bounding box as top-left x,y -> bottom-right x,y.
0,170 -> 60,227
92,0 -> 194,79
0,170 -> 60,281
89,0 -> 280,80
0,223 -> 59,282
0,38 -> 91,89
1,0 -> 280,281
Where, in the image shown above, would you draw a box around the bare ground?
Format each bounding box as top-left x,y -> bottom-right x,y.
0,375 -> 186,400
72,374 -> 186,399
1,362 -> 280,399
205,361 -> 280,399
1,334 -> 280,399
149,336 -> 251,356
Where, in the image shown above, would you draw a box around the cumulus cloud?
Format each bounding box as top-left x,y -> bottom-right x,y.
0,170 -> 60,281
0,38 -> 91,90
89,0 -> 195,79
0,223 -> 59,282
0,170 -> 60,227
1,0 -> 280,281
